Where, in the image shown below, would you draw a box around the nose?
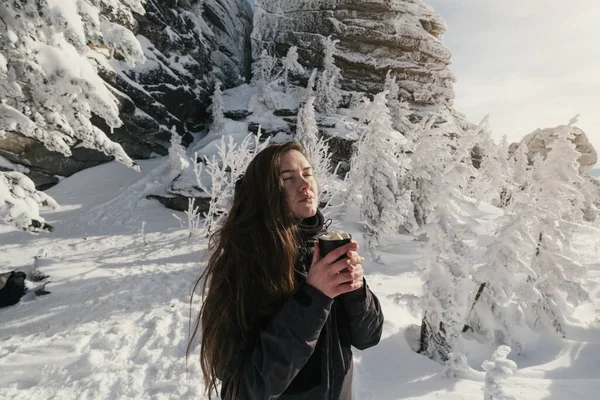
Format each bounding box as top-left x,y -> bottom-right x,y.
298,175 -> 311,193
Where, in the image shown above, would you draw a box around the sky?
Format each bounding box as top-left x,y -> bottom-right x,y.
427,0 -> 600,153
248,0 -> 599,154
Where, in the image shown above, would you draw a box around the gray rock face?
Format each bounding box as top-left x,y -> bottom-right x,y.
113,0 -> 253,158
0,0 -> 253,187
252,0 -> 454,105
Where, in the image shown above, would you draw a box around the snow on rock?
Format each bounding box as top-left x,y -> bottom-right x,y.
511,124 -> 598,175
252,0 -> 455,106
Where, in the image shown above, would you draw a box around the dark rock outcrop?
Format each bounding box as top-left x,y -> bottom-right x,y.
146,194 -> 211,214
252,0 -> 454,106
0,132 -> 112,188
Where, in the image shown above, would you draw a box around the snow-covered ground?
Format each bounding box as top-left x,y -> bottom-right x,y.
1,158 -> 600,399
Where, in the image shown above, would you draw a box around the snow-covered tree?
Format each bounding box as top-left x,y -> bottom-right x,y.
346,92 -> 410,250
168,126 -> 189,173
251,49 -> 277,83
467,214 -> 536,354
303,68 -> 318,102
0,172 -> 58,233
0,0 -> 147,232
417,152 -> 477,363
295,97 -> 319,151
482,346 -> 517,400
282,46 -> 305,92
194,133 -> 271,236
314,36 -> 342,115
322,36 -> 341,79
520,131 -> 591,337
210,80 -> 225,134
466,118 -> 511,207
295,96 -> 337,208
469,124 -> 593,344
0,0 -> 144,168
408,115 -> 452,226
417,192 -> 475,364
383,70 -> 412,135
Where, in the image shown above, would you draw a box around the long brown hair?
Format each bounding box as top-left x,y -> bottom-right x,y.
188,142 -> 307,398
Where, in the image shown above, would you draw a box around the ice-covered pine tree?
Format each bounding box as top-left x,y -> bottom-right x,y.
463,142 -> 536,353
408,115 -> 453,226
466,118 -> 512,207
168,126 -> 189,173
315,36 -> 342,116
520,129 -> 591,337
251,49 -> 277,83
295,96 -> 334,203
467,213 -> 536,354
295,97 -> 319,151
383,70 -> 412,136
472,125 -> 592,343
417,137 -> 477,364
282,46 -> 305,92
482,346 -> 517,400
210,80 -> 225,134
303,68 -> 318,103
0,0 -> 146,232
346,92 -> 410,250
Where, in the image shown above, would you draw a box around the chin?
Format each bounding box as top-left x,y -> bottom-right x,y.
294,205 -> 318,219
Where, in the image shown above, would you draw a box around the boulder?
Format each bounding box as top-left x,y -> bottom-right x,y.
512,126 -> 597,175
252,0 -> 455,106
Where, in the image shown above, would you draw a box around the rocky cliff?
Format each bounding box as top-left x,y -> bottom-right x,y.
252,0 -> 455,106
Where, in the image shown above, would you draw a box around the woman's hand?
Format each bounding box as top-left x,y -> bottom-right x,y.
306,240 -> 365,298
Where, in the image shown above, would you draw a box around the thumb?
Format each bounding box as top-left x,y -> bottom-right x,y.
312,239 -> 321,265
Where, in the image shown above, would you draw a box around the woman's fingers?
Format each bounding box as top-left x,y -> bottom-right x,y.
312,239 -> 321,264
334,266 -> 363,285
347,254 -> 365,267
321,242 -> 358,265
335,277 -> 364,296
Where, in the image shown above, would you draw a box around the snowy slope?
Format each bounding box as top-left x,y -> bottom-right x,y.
1,158 -> 600,399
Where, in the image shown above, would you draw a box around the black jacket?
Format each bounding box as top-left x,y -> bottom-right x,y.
221,212 -> 384,399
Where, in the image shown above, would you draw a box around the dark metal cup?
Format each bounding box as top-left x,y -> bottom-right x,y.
318,233 -> 352,262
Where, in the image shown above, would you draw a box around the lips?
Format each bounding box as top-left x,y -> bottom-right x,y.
298,196 -> 312,203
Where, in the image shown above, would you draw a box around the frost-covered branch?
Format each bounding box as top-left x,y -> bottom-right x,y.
346,91 -> 410,250
194,132 -> 271,236
0,0 -> 145,171
0,171 -> 58,233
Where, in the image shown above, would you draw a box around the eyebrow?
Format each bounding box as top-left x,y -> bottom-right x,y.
280,166 -> 312,175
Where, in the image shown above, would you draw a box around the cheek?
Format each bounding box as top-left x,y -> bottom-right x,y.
285,185 -> 295,203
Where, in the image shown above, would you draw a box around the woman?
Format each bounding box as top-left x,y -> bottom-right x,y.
189,142 -> 384,399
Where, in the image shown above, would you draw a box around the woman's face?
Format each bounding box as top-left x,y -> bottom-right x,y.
280,150 -> 319,219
